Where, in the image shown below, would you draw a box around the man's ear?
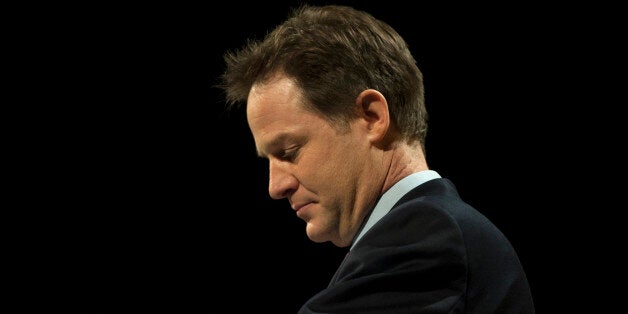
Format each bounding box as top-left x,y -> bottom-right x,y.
355,89 -> 390,143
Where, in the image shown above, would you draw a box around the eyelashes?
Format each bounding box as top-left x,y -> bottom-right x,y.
279,147 -> 299,162
280,148 -> 299,161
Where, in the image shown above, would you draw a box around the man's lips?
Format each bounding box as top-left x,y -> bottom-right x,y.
292,202 -> 311,211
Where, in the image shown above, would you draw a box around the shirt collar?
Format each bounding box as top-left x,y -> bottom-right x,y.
350,170 -> 441,250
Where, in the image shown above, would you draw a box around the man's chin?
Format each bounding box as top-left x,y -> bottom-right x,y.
305,223 -> 329,243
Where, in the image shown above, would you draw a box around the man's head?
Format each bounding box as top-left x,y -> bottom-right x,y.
220,5 -> 428,246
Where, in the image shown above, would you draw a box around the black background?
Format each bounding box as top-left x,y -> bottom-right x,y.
24,0 -> 619,312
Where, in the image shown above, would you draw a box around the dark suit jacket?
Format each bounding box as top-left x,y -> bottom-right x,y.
299,178 -> 534,313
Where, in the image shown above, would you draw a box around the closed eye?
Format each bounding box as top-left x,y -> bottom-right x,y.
279,147 -> 299,162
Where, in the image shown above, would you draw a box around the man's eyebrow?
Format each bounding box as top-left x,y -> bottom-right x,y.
256,132 -> 291,158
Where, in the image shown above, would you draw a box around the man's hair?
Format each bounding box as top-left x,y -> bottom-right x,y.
219,4 -> 428,145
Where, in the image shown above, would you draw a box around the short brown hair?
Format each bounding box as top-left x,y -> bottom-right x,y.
219,4 -> 427,145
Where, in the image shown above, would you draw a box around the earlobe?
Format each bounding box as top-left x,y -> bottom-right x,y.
355,89 -> 390,143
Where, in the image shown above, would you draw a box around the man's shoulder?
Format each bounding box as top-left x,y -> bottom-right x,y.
390,178 -> 468,218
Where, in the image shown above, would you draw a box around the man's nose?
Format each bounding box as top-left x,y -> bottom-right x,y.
268,159 -> 297,199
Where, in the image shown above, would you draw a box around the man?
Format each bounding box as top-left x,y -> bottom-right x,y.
219,4 -> 534,313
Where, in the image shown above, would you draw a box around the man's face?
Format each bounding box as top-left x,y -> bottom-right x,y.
246,75 -> 373,247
